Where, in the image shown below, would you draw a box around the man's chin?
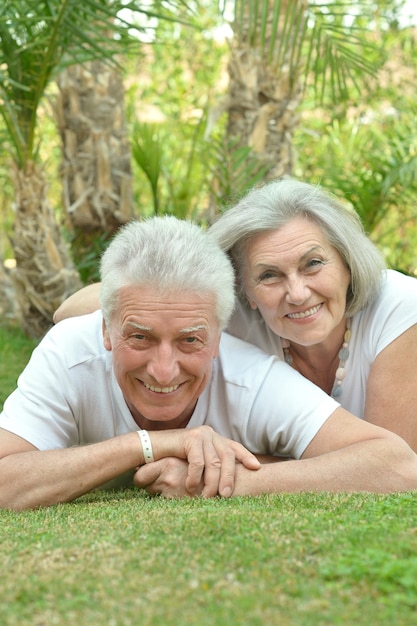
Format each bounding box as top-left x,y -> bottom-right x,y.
133,408 -> 192,431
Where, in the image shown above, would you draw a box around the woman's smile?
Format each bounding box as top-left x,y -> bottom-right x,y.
286,303 -> 322,320
243,216 -> 351,347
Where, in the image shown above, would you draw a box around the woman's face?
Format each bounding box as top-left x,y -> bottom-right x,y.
242,216 -> 351,347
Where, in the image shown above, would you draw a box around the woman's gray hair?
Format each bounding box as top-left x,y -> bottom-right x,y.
100,215 -> 235,330
208,179 -> 386,316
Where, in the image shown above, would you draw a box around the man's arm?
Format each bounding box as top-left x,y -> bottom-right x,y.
233,409 -> 417,494
0,426 -> 260,510
133,408 -> 417,496
53,284 -> 101,323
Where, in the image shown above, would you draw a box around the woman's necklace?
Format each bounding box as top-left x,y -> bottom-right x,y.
282,318 -> 352,399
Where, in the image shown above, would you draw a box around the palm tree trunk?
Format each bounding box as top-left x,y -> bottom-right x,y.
10,161 -> 82,338
0,260 -> 18,323
56,61 -> 133,234
226,0 -> 308,179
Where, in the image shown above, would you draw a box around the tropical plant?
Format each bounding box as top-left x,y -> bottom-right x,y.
0,1 -> 126,335
131,121 -> 163,215
292,4 -> 417,273
210,0 -> 406,207
0,0 -> 192,337
55,59 -> 135,285
123,5 -> 230,221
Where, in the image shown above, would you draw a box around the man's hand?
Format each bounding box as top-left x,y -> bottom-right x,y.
134,454 -> 288,498
134,458 -> 193,497
150,426 -> 260,498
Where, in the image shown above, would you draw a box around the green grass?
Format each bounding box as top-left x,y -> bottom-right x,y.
0,324 -> 37,408
2,491 -> 417,625
1,324 -> 417,625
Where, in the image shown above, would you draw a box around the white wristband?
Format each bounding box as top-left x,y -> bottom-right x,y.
137,429 -> 154,463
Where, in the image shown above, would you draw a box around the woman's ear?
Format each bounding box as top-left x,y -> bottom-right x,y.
246,295 -> 258,310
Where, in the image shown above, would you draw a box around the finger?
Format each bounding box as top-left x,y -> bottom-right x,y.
206,434 -> 238,497
201,440 -> 222,498
184,438 -> 205,495
134,462 -> 163,491
216,446 -> 237,498
231,442 -> 261,470
213,439 -> 260,498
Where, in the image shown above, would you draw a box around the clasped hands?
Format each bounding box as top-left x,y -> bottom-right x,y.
137,425 -> 260,498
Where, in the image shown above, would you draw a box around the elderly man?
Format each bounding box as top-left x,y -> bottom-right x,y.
1,216 -> 416,510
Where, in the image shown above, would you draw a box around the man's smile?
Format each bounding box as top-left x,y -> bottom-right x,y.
143,382 -> 180,394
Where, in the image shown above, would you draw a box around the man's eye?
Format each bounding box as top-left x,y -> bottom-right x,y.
133,334 -> 146,340
181,336 -> 204,350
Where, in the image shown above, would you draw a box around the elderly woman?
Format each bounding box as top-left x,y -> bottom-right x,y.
54,179 -> 417,451
208,179 -> 417,451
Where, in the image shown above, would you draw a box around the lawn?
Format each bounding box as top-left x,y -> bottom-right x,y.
2,491 -> 417,625
0,324 -> 37,407
1,324 -> 417,625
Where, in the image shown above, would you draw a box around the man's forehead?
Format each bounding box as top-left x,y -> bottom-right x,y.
118,284 -> 215,306
114,284 -> 219,330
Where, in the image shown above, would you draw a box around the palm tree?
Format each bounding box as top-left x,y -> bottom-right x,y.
0,1 -> 128,336
0,0 -> 190,336
211,0 -> 386,202
55,60 -> 134,283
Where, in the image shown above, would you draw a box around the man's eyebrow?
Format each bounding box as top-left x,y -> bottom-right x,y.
124,322 -> 208,334
126,322 -> 152,332
179,324 -> 209,334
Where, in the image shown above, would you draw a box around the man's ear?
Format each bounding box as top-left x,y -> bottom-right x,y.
102,318 -> 112,351
213,333 -> 221,359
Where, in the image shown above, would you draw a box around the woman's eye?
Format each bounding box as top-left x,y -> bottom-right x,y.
258,271 -> 278,282
305,258 -> 324,270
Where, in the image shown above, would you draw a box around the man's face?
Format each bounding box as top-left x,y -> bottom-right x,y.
103,285 -> 221,429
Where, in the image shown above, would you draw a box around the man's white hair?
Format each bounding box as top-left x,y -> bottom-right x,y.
100,215 -> 236,330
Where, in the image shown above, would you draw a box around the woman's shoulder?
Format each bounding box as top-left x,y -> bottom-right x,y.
44,309 -> 106,368
354,269 -> 417,344
380,269 -> 417,301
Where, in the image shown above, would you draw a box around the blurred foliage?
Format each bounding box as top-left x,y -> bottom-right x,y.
0,0 -> 417,279
0,86 -> 61,261
294,9 -> 417,274
231,0 -> 386,103
206,136 -> 272,210
66,230 -> 112,284
122,3 -> 228,221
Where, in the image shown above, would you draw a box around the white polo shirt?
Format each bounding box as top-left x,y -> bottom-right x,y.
0,310 -> 339,459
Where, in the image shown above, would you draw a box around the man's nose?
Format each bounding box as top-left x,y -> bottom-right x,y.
285,275 -> 309,305
146,343 -> 180,384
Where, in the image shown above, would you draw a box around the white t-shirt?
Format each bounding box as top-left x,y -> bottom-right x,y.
0,310 -> 339,460
227,269 -> 417,418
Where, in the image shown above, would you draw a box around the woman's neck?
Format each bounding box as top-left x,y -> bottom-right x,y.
283,319 -> 350,396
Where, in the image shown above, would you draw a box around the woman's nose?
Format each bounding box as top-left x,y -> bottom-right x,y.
285,275 -> 309,305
